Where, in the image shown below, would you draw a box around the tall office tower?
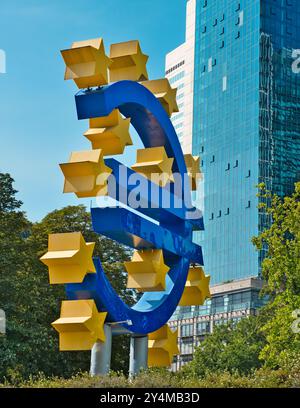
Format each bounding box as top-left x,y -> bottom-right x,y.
165,0 -> 196,154
167,0 -> 300,371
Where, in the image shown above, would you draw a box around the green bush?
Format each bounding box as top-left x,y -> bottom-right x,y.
2,362 -> 300,388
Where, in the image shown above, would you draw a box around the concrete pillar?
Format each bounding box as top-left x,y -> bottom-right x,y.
129,335 -> 148,378
0,309 -> 6,335
90,324 -> 112,376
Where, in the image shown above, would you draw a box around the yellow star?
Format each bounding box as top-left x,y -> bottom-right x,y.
148,325 -> 179,367
124,249 -> 169,292
179,266 -> 211,306
84,109 -> 132,155
61,37 -> 112,89
59,149 -> 112,198
109,40 -> 149,82
131,146 -> 174,187
184,154 -> 203,191
52,300 -> 107,351
40,232 -> 96,284
141,79 -> 179,117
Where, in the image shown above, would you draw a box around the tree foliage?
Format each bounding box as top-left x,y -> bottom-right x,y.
0,174 -> 22,212
185,182 -> 300,376
0,173 -> 133,381
252,182 -> 300,367
186,317 -> 266,377
1,174 -> 299,381
253,182 -> 300,296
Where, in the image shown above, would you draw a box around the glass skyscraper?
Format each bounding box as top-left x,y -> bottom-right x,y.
193,0 -> 300,285
166,0 -> 300,371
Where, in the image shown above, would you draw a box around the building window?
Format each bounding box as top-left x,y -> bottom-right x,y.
172,112 -> 184,121
202,25 -> 207,33
169,71 -> 185,85
246,201 -> 251,208
212,58 -> 217,66
222,76 -> 227,91
235,3 -> 241,12
217,210 -> 222,218
197,322 -> 210,335
235,16 -> 240,26
213,19 -> 218,27
210,155 -> 215,163
235,31 -> 240,39
181,323 -> 193,337
208,57 -> 213,72
225,208 -> 230,215
203,0 -> 208,7
176,83 -> 184,91
239,11 -> 244,26
220,40 -> 225,49
220,27 -> 225,35
181,338 -> 194,355
181,354 -> 193,364
165,60 -> 185,75
209,213 -> 214,220
246,170 -> 251,178
212,296 -> 224,313
201,146 -> 204,153
174,122 -> 183,130
226,163 -> 230,171
234,160 -> 238,168
202,65 -> 206,73
220,13 -> 225,22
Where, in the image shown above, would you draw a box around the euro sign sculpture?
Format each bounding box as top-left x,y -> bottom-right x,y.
41,38 -> 210,368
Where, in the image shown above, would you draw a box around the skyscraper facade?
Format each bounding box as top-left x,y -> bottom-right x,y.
193,0 -> 300,285
165,0 -> 196,154
166,0 -> 300,370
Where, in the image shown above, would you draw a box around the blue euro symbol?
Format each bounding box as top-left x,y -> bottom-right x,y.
66,80 -> 204,334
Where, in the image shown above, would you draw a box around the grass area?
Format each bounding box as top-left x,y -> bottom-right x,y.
1,366 -> 300,388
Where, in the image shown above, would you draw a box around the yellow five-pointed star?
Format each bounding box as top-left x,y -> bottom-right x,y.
179,266 -> 211,306
131,146 -> 174,187
124,249 -> 170,292
59,149 -> 112,198
84,109 -> 132,155
109,40 -> 149,82
148,325 -> 179,367
40,232 -> 96,284
141,79 -> 179,117
52,300 -> 107,351
61,38 -> 112,89
184,154 -> 202,191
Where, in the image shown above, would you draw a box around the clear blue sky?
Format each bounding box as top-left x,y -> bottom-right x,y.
0,0 -> 186,221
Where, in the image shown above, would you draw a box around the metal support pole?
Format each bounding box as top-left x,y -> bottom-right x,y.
90,324 -> 112,376
129,335 -> 148,378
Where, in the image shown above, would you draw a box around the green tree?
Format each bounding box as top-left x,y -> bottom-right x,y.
0,173 -> 32,381
26,205 -> 133,377
0,173 -> 22,212
0,173 -> 134,381
252,182 -> 300,367
186,317 -> 265,377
